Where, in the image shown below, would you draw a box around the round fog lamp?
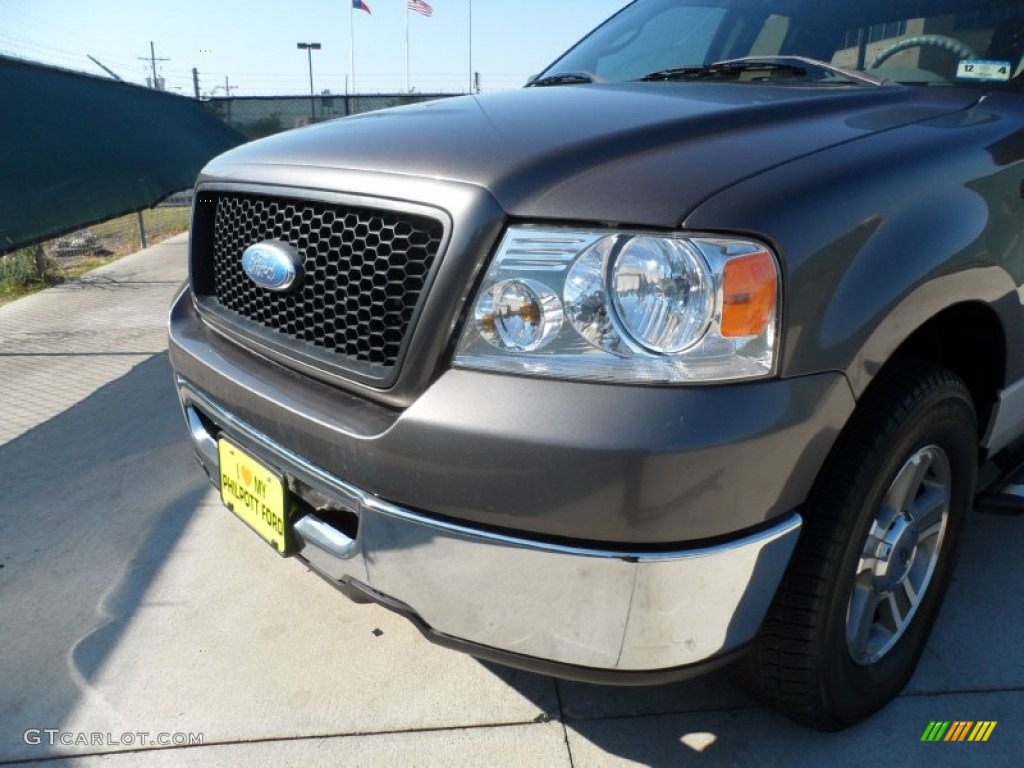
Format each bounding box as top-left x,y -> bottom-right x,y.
475,278 -> 563,352
611,237 -> 712,354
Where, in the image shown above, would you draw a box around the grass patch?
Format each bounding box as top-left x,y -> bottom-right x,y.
0,247 -> 59,303
59,255 -> 118,280
0,248 -> 45,289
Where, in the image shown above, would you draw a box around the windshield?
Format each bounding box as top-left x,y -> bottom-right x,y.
541,0 -> 1024,88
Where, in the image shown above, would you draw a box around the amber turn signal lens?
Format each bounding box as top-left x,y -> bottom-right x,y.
721,251 -> 777,337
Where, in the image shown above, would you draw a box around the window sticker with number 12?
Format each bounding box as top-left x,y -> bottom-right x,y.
957,59 -> 1012,82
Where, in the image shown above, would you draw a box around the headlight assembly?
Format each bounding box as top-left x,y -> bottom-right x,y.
455,227 -> 780,383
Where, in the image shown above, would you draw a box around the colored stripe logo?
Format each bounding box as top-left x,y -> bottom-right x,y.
921,721 -> 997,742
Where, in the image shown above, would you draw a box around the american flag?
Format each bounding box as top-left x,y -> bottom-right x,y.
408,0 -> 433,17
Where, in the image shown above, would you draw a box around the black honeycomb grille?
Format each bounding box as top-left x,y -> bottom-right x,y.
210,193 -> 444,369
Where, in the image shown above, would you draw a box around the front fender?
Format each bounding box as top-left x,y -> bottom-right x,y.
684,104 -> 1024,395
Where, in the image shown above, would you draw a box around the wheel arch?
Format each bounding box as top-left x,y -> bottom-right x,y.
876,301 -> 1007,445
843,270 -> 1018,452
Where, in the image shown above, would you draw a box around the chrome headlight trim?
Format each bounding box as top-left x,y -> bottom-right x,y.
455,226 -> 780,384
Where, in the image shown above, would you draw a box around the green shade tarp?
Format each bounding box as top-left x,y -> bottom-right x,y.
1,56 -> 245,254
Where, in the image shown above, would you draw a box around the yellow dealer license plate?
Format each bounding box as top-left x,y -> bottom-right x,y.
218,439 -> 289,554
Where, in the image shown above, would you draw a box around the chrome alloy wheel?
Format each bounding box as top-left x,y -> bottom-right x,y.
846,445 -> 951,665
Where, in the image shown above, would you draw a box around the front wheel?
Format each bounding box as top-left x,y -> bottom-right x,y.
740,359 -> 977,729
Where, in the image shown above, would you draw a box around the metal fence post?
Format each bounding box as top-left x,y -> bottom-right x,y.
33,244 -> 46,279
136,211 -> 148,250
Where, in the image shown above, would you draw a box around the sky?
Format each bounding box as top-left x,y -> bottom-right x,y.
0,0 -> 631,97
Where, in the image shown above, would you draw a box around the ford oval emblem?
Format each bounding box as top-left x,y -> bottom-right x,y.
241,240 -> 302,292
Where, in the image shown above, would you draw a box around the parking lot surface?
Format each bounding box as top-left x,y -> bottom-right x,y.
0,234 -> 1020,766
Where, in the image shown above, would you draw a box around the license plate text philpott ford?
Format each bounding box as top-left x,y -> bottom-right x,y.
218,439 -> 288,553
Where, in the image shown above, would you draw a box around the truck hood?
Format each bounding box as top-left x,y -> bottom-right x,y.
204,84 -> 979,227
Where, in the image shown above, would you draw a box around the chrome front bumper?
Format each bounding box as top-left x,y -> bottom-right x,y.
179,379 -> 801,675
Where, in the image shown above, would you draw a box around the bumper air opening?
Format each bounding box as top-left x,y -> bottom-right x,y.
308,505 -> 359,542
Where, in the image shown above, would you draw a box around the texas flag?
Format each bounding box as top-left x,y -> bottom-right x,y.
353,0 -> 371,13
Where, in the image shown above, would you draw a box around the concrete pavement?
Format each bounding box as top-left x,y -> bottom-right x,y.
0,234 -> 1020,766
0,238 -> 184,445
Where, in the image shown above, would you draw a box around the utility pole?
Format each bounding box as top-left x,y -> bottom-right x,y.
149,41 -> 159,86
137,41 -> 169,89
223,75 -> 236,96
192,68 -> 201,99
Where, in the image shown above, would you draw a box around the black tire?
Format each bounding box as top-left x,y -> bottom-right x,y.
738,358 -> 977,730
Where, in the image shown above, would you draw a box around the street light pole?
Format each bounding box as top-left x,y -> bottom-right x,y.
296,42 -> 322,121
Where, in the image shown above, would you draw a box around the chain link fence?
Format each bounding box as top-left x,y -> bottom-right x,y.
1,200 -> 191,303
201,93 -> 459,139
46,201 -> 192,260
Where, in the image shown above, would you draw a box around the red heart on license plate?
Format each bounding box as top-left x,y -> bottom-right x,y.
241,466 -> 253,486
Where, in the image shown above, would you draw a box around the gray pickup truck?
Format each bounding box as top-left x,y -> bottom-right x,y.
169,0 -> 1024,729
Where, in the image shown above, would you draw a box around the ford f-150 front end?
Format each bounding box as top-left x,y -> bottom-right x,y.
170,0 -> 1024,729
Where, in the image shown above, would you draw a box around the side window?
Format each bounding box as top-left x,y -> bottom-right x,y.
594,7 -> 726,81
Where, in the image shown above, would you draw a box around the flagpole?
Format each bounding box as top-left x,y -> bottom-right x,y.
405,2 -> 411,92
349,2 -> 356,94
